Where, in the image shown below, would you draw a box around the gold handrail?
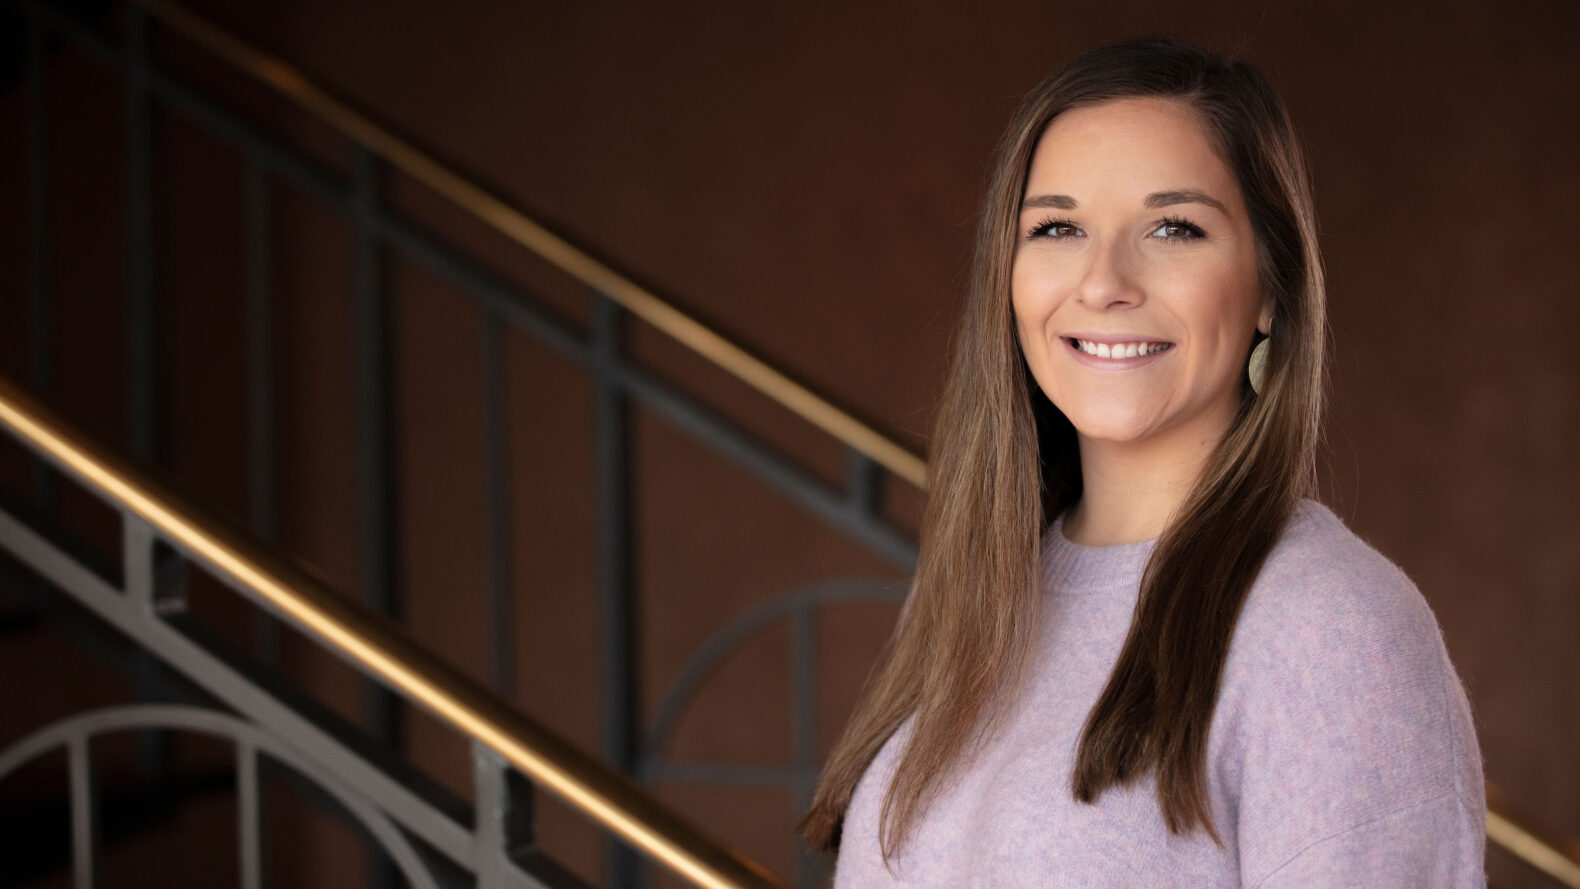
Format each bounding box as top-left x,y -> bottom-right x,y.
98,6 -> 1580,884
0,378 -> 781,889
133,0 -> 928,492
1488,798 -> 1580,887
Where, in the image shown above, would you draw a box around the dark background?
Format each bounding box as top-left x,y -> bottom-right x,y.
0,1 -> 1575,886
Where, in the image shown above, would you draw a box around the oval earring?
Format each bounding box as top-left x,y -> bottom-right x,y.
1248,336 -> 1270,396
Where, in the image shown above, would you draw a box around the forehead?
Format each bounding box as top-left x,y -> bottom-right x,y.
1025,97 -> 1239,204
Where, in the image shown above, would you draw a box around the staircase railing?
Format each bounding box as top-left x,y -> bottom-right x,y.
0,377 -> 780,889
9,0 -> 922,883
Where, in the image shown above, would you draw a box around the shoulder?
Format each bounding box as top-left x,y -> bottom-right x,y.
1227,500 -> 1464,728
1225,499 -> 1457,720
1215,500 -> 1486,884
1234,500 -> 1442,662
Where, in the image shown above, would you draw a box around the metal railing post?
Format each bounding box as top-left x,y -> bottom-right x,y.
352,144 -> 403,889
481,311 -> 515,696
125,3 -> 158,464
237,740 -> 266,889
68,735 -> 100,889
26,12 -> 56,509
472,742 -> 540,889
122,13 -> 168,790
244,158 -> 280,665
593,292 -> 641,886
844,449 -> 880,521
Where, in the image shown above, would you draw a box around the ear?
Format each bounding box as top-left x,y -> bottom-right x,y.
1256,297 -> 1274,336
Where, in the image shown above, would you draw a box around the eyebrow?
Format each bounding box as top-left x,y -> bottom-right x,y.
1021,194 -> 1078,210
1020,189 -> 1228,213
1144,189 -> 1227,213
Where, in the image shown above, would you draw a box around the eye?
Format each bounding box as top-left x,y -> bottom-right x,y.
1027,218 -> 1083,240
1148,217 -> 1206,241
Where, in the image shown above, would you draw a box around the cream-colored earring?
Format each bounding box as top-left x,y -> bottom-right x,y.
1248,324 -> 1271,396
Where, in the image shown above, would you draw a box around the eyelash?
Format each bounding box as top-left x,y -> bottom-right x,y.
1025,216 -> 1207,241
1026,218 -> 1080,240
1152,216 -> 1206,240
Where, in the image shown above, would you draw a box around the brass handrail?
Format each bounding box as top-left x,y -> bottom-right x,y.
133,0 -> 928,492
0,378 -> 781,889
1488,802 -> 1580,887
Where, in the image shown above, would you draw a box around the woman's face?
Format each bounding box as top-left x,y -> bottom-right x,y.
1011,97 -> 1269,456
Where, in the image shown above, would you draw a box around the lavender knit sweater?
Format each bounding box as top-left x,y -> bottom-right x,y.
835,501 -> 1486,887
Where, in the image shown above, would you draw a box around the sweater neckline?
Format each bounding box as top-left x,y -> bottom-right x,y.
1042,512 -> 1157,594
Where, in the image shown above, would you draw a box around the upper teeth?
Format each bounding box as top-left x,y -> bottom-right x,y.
1075,339 -> 1171,359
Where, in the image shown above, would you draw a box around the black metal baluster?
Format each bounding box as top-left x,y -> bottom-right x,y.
237,740 -> 265,889
122,4 -> 175,797
845,449 -> 880,522
482,311 -> 515,696
241,155 -> 277,881
593,292 -> 641,887
27,12 -> 56,511
125,4 -> 157,464
352,146 -> 402,889
68,735 -> 100,889
245,158 -> 279,667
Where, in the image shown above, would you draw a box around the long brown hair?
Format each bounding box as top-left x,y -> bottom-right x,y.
801,37 -> 1327,857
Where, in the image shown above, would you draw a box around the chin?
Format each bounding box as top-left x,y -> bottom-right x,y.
1061,410 -> 1157,445
1074,426 -> 1155,446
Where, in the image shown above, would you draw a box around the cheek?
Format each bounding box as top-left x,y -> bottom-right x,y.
1010,291 -> 1036,342
1181,262 -> 1261,343
1009,259 -> 1060,339
1008,269 -> 1038,342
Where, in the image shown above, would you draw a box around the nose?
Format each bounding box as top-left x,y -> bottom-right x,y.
1075,239 -> 1143,310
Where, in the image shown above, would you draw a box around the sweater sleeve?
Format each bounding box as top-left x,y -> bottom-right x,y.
1214,516 -> 1486,889
1254,790 -> 1482,888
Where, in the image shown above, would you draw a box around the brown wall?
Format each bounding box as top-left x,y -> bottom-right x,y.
1,0 -> 1577,886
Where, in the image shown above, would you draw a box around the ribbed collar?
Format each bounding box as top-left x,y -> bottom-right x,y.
1041,512 -> 1157,594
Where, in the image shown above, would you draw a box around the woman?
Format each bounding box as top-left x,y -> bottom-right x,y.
802,38 -> 1485,887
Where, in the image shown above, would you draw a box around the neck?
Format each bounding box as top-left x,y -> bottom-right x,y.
1063,416 -> 1229,547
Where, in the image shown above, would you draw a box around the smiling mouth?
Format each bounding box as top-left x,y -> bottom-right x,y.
1066,338 -> 1174,359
